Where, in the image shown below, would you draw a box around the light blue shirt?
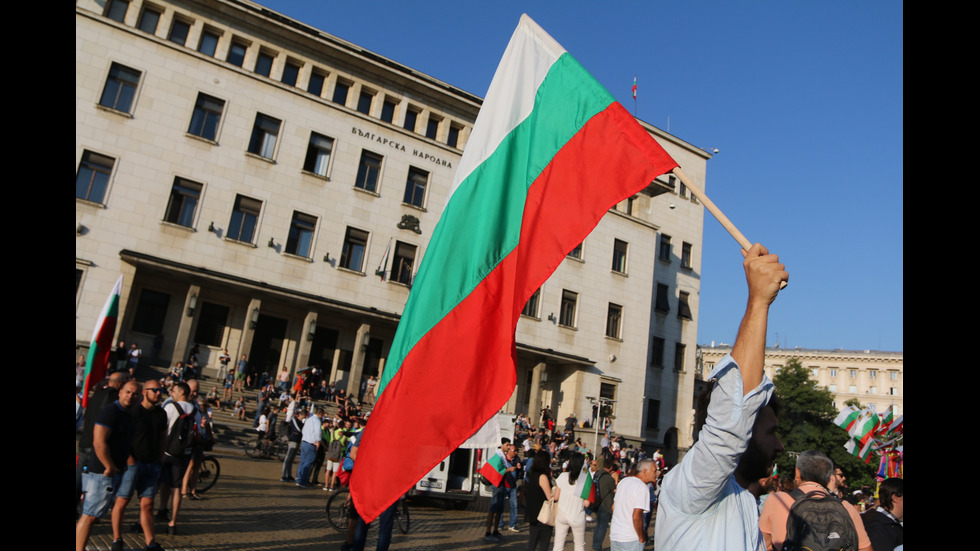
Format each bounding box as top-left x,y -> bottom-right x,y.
302,414 -> 322,444
654,355 -> 774,551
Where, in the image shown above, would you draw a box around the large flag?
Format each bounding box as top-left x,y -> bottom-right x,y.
350,14 -> 678,522
479,453 -> 507,487
81,275 -> 123,408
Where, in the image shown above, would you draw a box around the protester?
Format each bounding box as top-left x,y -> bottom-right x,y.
526,449 -> 554,551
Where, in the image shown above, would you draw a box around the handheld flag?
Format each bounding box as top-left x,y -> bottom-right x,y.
349,14 -> 678,522
81,275 -> 123,407
632,75 -> 637,100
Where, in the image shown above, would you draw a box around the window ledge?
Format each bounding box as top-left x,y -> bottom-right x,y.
95,104 -> 134,118
160,221 -> 196,232
401,202 -> 427,213
611,270 -> 628,278
244,152 -> 276,164
387,280 -> 412,289
605,336 -> 623,343
282,252 -> 314,263
353,186 -> 381,198
337,267 -> 366,277
301,170 -> 331,182
520,314 -> 541,321
566,255 -> 585,264
223,237 -> 257,248
186,133 -> 219,146
76,197 -> 107,209
558,324 -> 578,331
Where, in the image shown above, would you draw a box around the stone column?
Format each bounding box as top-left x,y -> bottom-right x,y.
171,284 -> 200,365
293,311 -> 317,382
329,348 -> 342,385
346,323 -> 371,397
528,362 -> 546,427
237,298 -> 262,361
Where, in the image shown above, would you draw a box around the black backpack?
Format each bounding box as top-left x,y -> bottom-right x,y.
783,488 -> 859,551
166,404 -> 195,457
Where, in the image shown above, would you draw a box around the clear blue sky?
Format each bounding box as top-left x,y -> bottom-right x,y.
260,1 -> 903,352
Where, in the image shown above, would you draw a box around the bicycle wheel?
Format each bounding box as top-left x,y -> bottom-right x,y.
274,439 -> 288,461
395,497 -> 410,534
244,439 -> 262,458
326,488 -> 351,531
197,456 -> 220,493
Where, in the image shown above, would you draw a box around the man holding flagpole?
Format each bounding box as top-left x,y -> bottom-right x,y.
655,244 -> 788,550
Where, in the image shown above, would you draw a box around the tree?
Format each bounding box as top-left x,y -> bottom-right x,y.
771,358 -> 876,488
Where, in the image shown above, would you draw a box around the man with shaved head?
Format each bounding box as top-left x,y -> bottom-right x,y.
76,380 -> 139,551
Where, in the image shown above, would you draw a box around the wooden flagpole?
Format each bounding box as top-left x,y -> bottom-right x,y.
671,167 -> 786,288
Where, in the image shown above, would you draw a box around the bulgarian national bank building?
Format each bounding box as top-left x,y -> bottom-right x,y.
76,0 -> 711,457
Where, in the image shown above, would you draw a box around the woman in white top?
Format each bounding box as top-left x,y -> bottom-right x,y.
552,452 -> 589,551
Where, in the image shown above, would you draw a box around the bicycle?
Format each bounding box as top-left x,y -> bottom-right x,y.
325,488 -> 409,535
244,435 -> 288,460
196,455 -> 220,493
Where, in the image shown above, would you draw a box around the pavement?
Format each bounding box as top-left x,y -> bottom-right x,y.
79,371 -> 653,550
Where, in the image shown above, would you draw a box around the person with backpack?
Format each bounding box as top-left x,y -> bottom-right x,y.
759,450 -> 871,551
160,382 -> 195,535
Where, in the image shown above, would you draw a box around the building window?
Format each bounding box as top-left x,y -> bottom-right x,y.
226,40 -> 247,67
227,195 -> 262,243
810,367 -> 820,378
447,124 -> 461,148
380,99 -> 397,123
308,71 -> 326,96
655,283 -> 670,313
681,242 -> 693,269
132,288 -> 170,335
605,303 -> 622,339
678,291 -> 693,320
333,80 -> 350,106
889,387 -> 897,395
646,399 -> 660,430
772,365 -> 782,377
168,18 -> 191,46
286,211 -> 317,258
869,386 -> 877,395
281,60 -> 300,86
99,62 -> 141,114
425,116 -> 440,140
340,227 -> 369,272
829,368 -> 838,378
391,242 -> 417,285
357,90 -> 374,115
198,28 -> 221,57
674,343 -> 686,372
651,336 -> 665,367
76,151 -> 115,204
163,177 -> 203,228
355,151 -> 383,192
829,384 -> 837,392
403,167 -> 428,207
105,0 -> 129,22
849,369 -> 858,379
303,132 -> 334,178
848,385 -> 857,393
679,181 -> 688,198
187,93 -> 224,141
522,288 -> 541,318
137,5 -> 161,33
567,242 -> 583,260
659,234 -> 671,261
404,107 -> 419,132
889,371 -> 898,381
254,50 -> 275,77
612,239 -> 628,273
193,302 -> 229,347
869,370 -> 877,379
559,290 -> 578,327
247,113 -> 281,159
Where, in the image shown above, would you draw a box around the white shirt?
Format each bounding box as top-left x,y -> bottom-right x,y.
610,476 -> 649,542
655,356 -> 774,551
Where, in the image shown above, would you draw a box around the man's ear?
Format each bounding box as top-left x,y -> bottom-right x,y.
794,467 -> 802,484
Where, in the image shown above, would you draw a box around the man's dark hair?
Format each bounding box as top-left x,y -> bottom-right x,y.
501,437 -> 511,445
796,450 -> 834,487
878,477 -> 903,511
174,382 -> 190,398
694,378 -> 780,440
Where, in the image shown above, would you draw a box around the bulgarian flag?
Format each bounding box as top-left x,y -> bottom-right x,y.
834,406 -> 861,433
632,75 -> 637,100
479,453 -> 507,487
350,14 -> 678,522
581,468 -> 595,503
81,275 -> 123,408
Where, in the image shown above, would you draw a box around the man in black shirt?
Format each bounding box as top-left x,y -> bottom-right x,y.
111,379 -> 168,551
76,380 -> 139,551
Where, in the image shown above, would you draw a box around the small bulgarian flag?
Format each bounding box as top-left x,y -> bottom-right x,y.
350,14 -> 678,523
479,453 -> 507,487
834,406 -> 861,432
81,275 -> 123,408
580,468 -> 595,502
632,75 -> 637,99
